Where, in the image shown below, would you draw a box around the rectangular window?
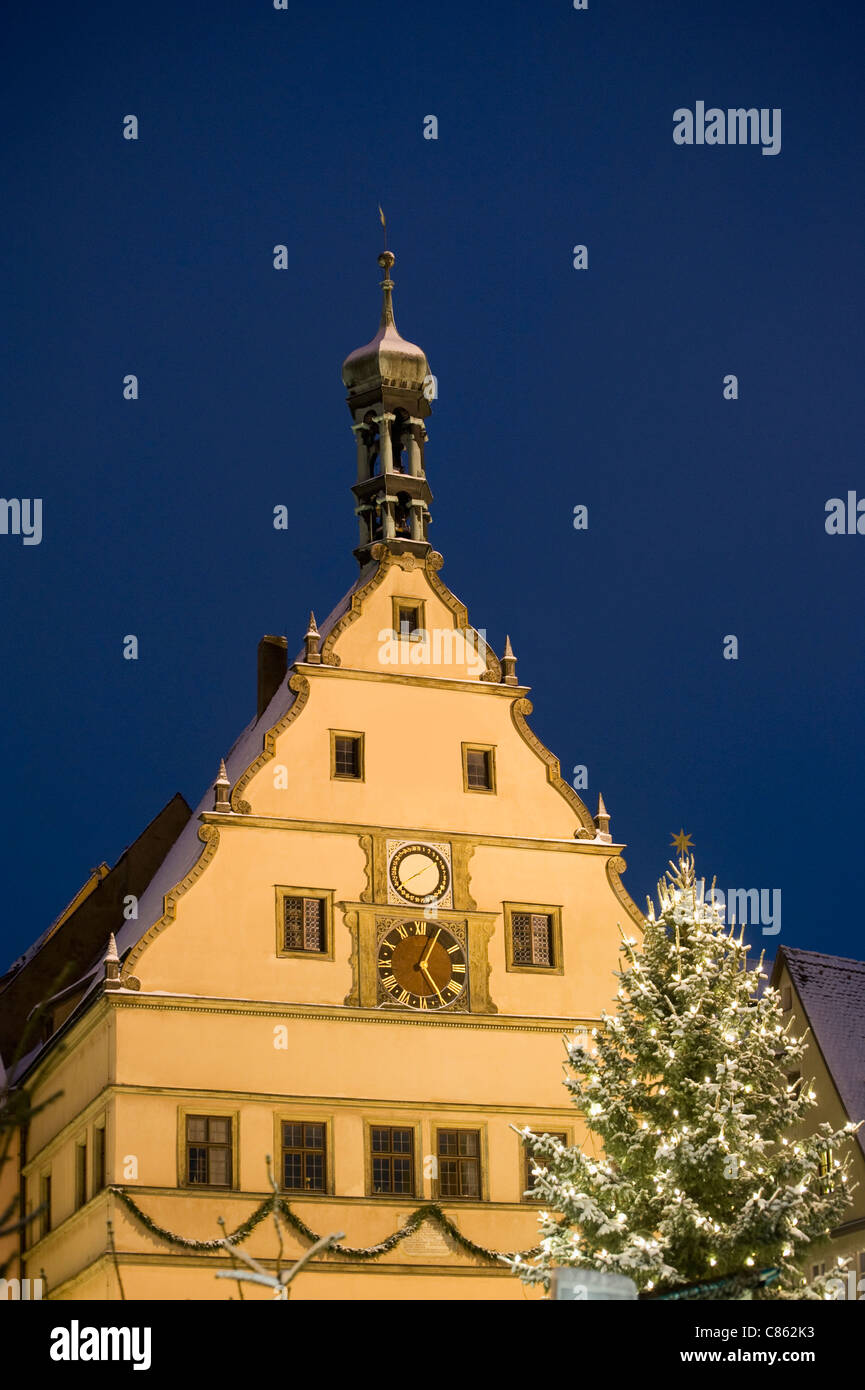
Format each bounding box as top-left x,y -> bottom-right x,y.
331,730 -> 364,780
39,1175 -> 51,1239
391,597 -> 426,642
462,743 -> 496,793
437,1129 -> 481,1200
524,1131 -> 567,1199
369,1126 -> 414,1196
511,912 -> 554,967
93,1126 -> 106,1193
186,1115 -> 232,1188
75,1142 -> 88,1210
283,895 -> 326,953
504,903 -> 563,974
281,1122 -> 327,1193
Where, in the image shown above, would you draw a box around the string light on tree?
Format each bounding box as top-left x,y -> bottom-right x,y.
508,854 -> 861,1299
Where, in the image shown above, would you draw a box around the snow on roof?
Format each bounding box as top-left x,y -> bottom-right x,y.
780,946 -> 865,1161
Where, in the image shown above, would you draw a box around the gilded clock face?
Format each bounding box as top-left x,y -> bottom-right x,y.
377,921 -> 467,1010
388,843 -> 451,906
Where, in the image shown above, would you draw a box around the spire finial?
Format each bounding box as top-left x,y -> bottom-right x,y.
377,213 -> 396,331
304,611 -> 322,664
213,758 -> 231,813
595,793 -> 612,843
501,635 -> 518,685
104,933 -> 122,988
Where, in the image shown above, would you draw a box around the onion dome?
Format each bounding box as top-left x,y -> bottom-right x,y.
342,252 -> 428,392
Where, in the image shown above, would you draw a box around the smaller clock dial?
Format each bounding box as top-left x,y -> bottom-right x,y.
377,921 -> 466,1010
388,844 -> 450,905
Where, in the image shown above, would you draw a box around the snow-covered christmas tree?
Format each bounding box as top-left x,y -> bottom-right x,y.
511,855 -> 860,1298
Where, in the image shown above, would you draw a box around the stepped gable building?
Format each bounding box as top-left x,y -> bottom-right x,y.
771,947 -> 865,1284
0,250 -> 644,1300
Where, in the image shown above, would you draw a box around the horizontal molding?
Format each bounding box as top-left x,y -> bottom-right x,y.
200,810 -> 623,855
108,993 -> 594,1034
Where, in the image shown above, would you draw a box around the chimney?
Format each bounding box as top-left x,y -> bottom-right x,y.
257,635 -> 288,718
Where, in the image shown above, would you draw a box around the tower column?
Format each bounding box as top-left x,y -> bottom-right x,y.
351,421 -> 370,482
376,412 -> 396,473
407,421 -> 423,477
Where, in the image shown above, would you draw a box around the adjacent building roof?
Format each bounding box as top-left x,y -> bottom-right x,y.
777,946 -> 865,1161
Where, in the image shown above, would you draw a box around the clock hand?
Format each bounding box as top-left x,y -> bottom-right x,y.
420,961 -> 444,1003
420,928 -> 440,969
401,865 -> 436,886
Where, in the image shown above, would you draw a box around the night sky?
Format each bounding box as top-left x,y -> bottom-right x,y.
2,0 -> 863,970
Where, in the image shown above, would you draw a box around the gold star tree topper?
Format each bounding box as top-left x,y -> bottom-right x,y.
670,828 -> 694,857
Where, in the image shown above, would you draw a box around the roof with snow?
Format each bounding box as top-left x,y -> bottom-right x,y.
776,946 -> 865,1161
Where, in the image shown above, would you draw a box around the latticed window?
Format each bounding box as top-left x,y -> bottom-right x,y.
512,912 -> 554,967
437,1129 -> 481,1199
370,1126 -> 414,1195
524,1130 -> 567,1199
282,1122 -> 326,1193
283,895 -> 326,953
186,1115 -> 232,1187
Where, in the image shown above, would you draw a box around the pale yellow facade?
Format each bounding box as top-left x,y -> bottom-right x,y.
11,544 -> 644,1300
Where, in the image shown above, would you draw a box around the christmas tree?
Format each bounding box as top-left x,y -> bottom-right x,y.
511,855 -> 860,1298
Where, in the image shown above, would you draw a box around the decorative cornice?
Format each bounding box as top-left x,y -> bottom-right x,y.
107,993 -> 588,1035
605,854 -> 645,931
509,697 -> 597,837
199,811 -> 618,856
125,824 -> 221,974
230,672 -> 311,811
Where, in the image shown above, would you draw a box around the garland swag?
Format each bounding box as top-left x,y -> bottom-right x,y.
108,1186 -> 539,1264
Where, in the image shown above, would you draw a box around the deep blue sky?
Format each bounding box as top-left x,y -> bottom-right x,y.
2,0 -> 863,969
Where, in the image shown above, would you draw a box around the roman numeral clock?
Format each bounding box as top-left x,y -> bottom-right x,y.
342,834 -> 498,1014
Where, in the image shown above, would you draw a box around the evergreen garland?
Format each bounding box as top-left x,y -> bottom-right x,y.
109,1186 -> 540,1264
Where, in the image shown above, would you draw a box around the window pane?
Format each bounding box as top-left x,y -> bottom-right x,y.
284,897 -> 304,950
531,914 -> 553,967
437,1130 -> 457,1156
188,1146 -> 208,1184
392,1129 -> 412,1153
372,1157 -> 390,1192
208,1118 -> 231,1145
334,736 -> 360,777
305,1153 -> 324,1191
466,749 -> 490,788
304,1124 -> 325,1149
392,1158 -> 412,1193
371,1128 -> 389,1153
512,913 -> 533,965
209,1147 -> 231,1187
283,1122 -> 303,1149
187,1116 -> 208,1142
439,1158 -> 459,1196
283,1153 -> 303,1189
303,897 -> 325,952
460,1159 -> 480,1198
458,1131 -> 479,1157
